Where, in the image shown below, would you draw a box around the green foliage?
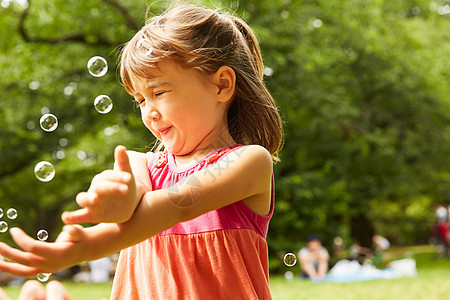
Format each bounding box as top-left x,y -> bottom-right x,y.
239,0 -> 450,253
0,0 -> 449,272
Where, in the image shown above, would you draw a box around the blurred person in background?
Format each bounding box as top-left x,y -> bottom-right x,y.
298,234 -> 329,280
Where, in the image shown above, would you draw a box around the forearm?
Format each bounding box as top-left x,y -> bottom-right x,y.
84,189 -> 181,258
317,260 -> 328,277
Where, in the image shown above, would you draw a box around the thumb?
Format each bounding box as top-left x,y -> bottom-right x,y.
115,145 -> 132,173
61,208 -> 92,225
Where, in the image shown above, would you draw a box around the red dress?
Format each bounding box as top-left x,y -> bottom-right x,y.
111,145 -> 274,299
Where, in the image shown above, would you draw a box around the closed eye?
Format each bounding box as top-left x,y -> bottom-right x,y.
155,91 -> 166,97
134,98 -> 145,107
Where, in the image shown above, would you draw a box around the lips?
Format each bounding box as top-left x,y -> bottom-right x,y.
158,126 -> 172,136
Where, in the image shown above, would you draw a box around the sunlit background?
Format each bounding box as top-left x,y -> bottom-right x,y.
0,0 -> 449,298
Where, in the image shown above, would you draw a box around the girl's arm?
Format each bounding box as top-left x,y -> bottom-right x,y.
108,145 -> 273,248
0,145 -> 272,276
62,146 -> 152,224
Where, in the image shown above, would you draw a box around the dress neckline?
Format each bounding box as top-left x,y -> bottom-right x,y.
167,144 -> 242,173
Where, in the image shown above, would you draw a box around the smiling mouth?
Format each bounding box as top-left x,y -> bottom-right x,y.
158,126 -> 172,136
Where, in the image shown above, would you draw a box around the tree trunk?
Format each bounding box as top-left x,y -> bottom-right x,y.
350,212 -> 375,248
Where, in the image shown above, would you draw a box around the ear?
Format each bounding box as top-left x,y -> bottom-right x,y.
212,66 -> 236,103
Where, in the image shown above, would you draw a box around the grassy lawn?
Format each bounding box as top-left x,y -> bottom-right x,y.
271,245 -> 450,300
1,245 -> 449,299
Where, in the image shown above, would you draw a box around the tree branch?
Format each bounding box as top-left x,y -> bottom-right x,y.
101,0 -> 140,30
17,0 -> 118,46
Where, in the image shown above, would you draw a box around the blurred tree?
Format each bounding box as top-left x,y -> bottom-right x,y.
0,0 -> 449,273
240,0 -> 450,256
0,0 -> 158,244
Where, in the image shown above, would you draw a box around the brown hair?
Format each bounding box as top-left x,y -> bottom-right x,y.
120,3 -> 283,161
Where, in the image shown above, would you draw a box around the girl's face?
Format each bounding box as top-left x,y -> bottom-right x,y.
130,60 -> 231,157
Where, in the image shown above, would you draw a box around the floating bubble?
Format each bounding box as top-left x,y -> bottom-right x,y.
29,81 -> 40,90
34,161 -> 56,182
37,229 -> 49,241
64,85 -> 74,96
41,106 -> 50,114
39,113 -> 58,132
0,221 -> 7,233
59,138 -> 69,147
6,208 -> 17,220
284,271 -> 294,280
283,252 -> 297,267
263,66 -> 274,77
87,56 -> 108,77
94,95 -> 113,114
0,208 -> 3,218
55,150 -> 65,160
64,123 -> 73,132
77,150 -> 87,161
36,273 -> 51,282
136,38 -> 153,55
26,121 -> 36,130
312,19 -> 323,28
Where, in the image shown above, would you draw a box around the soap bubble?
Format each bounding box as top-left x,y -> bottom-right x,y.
94,95 -> 113,114
136,38 -> 153,55
6,208 -> 17,220
59,138 -> 69,147
39,113 -> 58,132
37,229 -> 49,241
29,81 -> 40,90
312,19 -> 323,28
284,271 -> 294,280
0,208 -> 3,218
36,273 -> 51,282
283,252 -> 297,267
87,56 -> 108,77
41,106 -> 50,114
34,161 -> 56,182
0,221 -> 7,233
263,66 -> 274,77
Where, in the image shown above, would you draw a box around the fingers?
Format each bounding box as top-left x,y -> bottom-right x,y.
61,208 -> 91,225
0,241 -> 43,267
114,145 -> 133,173
76,192 -> 97,207
9,228 -> 55,258
87,170 -> 131,197
0,229 -> 50,273
93,170 -> 131,184
0,259 -> 41,277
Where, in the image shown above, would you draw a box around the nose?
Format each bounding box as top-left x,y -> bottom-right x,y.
142,103 -> 160,122
149,110 -> 160,121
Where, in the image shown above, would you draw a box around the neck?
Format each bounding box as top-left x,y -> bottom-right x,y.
173,132 -> 236,168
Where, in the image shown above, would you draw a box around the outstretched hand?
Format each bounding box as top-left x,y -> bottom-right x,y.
0,225 -> 88,277
62,145 -> 138,224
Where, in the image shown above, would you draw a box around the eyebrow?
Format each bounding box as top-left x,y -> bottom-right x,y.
146,81 -> 171,89
132,80 -> 171,98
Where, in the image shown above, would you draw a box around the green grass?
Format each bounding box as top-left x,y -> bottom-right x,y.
1,245 -> 449,300
271,245 -> 450,300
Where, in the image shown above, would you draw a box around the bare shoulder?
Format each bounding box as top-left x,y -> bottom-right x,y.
232,145 -> 273,172
232,145 -> 273,215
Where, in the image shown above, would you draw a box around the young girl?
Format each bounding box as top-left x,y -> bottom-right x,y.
0,4 -> 283,299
